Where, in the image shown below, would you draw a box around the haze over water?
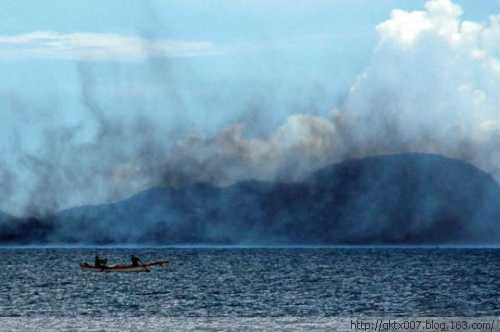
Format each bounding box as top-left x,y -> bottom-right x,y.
1,247 -> 499,317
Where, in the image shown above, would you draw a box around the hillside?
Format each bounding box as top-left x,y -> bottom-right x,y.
2,153 -> 500,244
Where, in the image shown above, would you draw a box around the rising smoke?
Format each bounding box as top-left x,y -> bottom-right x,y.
158,0 -> 500,186
1,0 -> 500,216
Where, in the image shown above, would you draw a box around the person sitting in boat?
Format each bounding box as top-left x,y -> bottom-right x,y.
95,255 -> 107,268
130,255 -> 142,267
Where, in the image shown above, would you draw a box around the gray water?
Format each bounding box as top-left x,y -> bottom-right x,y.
1,248 -> 499,317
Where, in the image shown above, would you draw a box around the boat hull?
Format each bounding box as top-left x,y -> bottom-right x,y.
80,265 -> 150,272
79,261 -> 168,273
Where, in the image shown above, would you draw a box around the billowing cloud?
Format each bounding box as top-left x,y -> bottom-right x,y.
158,0 -> 500,185
158,114 -> 339,186
341,0 -> 500,176
0,31 -> 218,60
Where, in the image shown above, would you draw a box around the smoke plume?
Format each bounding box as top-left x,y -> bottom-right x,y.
1,0 -> 500,216
156,0 -> 500,187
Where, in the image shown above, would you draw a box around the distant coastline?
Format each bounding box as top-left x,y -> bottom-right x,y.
2,153 -> 500,245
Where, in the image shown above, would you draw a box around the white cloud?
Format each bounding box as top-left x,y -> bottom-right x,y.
0,31 -> 219,60
342,0 -> 500,177
161,0 -> 500,185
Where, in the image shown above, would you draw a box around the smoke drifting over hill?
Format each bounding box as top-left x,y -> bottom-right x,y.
2,153 -> 500,244
1,0 -> 500,216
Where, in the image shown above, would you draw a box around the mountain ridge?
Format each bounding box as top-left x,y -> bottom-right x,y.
1,153 -> 500,244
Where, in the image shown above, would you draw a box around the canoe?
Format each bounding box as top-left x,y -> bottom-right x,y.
80,260 -> 168,273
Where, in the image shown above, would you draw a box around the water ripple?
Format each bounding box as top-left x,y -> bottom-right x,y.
0,248 -> 499,316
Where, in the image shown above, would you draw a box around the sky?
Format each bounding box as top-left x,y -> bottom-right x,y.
0,0 -> 500,215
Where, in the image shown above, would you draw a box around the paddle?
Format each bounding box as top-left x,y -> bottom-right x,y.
147,260 -> 169,267
137,257 -> 150,272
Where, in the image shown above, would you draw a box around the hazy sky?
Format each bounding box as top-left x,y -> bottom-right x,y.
0,0 -> 499,215
1,1 -> 497,134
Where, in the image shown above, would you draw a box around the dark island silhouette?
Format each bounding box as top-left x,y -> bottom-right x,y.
2,153 -> 500,245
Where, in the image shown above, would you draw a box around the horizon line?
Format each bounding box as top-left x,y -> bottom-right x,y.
1,244 -> 500,249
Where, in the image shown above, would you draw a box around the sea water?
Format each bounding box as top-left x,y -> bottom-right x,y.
1,247 -> 499,317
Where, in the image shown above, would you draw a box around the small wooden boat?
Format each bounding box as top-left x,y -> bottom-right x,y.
80,260 -> 168,273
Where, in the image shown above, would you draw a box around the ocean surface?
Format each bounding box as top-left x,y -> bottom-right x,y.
1,247 -> 500,317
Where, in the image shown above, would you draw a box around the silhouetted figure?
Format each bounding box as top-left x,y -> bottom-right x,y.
95,255 -> 107,268
131,255 -> 141,267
